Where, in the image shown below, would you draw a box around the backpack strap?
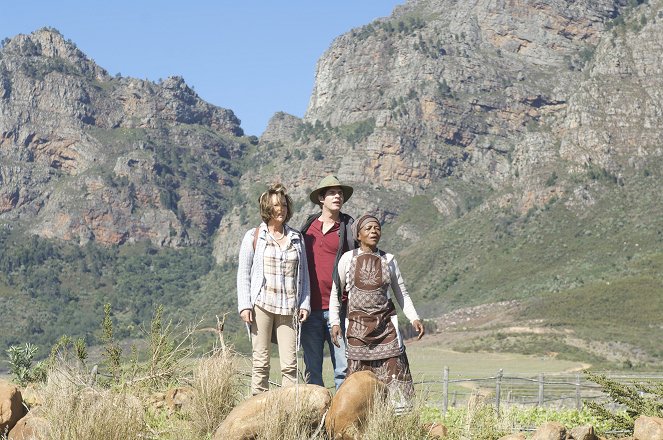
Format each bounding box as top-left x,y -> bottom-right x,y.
252,226 -> 260,251
341,213 -> 356,253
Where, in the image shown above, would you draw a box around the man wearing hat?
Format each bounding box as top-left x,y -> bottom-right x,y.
300,175 -> 356,389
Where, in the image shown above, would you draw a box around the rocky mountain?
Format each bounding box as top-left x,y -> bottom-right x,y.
1,0 -> 662,366
0,28 -> 246,247
259,0 -> 632,197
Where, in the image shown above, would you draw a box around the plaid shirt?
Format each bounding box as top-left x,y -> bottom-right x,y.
236,223 -> 310,314
255,238 -> 299,314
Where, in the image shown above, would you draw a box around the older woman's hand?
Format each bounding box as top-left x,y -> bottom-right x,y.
240,309 -> 253,324
298,309 -> 309,323
412,319 -> 425,340
331,325 -> 342,347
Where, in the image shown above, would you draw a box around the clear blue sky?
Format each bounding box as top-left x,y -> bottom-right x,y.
3,1 -> 405,136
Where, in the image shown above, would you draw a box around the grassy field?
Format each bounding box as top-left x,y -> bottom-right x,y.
259,341 -> 588,403
406,342 -> 586,378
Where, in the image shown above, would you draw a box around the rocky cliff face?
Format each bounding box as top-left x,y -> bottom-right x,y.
254,0 -> 661,225
0,28 -> 246,246
1,0 -> 661,255
289,0 -> 632,190
561,0 -> 663,171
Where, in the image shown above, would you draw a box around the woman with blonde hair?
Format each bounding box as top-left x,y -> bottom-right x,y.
237,183 -> 310,394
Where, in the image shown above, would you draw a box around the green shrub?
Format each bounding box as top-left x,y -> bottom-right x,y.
100,303 -> 122,382
584,369 -> 663,434
6,342 -> 46,386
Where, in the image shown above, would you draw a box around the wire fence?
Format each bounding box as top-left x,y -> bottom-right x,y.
236,362 -> 658,437
412,366 -> 663,415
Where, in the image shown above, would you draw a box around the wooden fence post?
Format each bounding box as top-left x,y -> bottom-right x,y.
576,373 -> 582,410
538,373 -> 544,407
495,368 -> 503,415
442,366 -> 449,416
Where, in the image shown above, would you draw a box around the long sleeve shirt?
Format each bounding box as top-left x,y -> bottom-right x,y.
329,249 -> 419,327
236,222 -> 310,314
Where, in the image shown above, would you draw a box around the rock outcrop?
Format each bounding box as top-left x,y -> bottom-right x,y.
207,0 -> 663,263
634,415 -> 663,440
2,1 -> 663,364
213,384 -> 331,440
0,28 -> 245,247
0,380 -> 26,434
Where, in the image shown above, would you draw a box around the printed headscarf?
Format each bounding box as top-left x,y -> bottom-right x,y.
351,214 -> 380,239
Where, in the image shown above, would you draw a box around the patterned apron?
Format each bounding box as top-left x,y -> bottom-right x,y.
345,250 -> 414,400
346,250 -> 402,361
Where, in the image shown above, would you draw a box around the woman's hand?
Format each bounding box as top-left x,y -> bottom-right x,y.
331,325 -> 342,347
240,309 -> 253,324
412,319 -> 425,340
298,309 -> 309,323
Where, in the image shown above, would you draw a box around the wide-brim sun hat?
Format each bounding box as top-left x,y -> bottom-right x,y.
309,175 -> 354,205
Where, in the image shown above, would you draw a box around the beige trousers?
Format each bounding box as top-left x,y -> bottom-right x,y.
250,304 -> 298,394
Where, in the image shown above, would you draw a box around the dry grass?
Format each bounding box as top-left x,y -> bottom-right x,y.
441,392 -> 518,440
22,341 -> 451,440
29,360 -> 440,440
28,353 -> 245,440
20,346 -> 627,440
188,348 -> 244,436
253,387 -> 327,440
359,389 -> 436,440
36,367 -> 147,440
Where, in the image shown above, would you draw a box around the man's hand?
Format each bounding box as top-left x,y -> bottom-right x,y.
298,309 -> 309,322
412,319 -> 425,340
331,325 -> 342,347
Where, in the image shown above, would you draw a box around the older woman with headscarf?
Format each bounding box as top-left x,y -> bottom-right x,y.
330,214 -> 424,408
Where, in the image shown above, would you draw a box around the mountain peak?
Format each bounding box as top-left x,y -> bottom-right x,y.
1,27 -> 109,80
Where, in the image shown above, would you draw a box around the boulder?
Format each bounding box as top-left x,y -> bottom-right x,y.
424,422 -> 448,438
146,391 -> 166,410
164,386 -> 194,413
569,424 -> 598,440
531,421 -> 566,440
19,385 -> 44,409
0,380 -> 26,433
8,407 -> 49,440
634,415 -> 663,440
325,370 -> 387,440
213,384 -> 330,440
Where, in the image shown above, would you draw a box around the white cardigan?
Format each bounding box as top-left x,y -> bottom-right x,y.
236,222 -> 311,314
329,249 -> 420,327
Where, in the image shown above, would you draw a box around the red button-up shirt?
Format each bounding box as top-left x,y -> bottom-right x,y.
304,219 -> 340,310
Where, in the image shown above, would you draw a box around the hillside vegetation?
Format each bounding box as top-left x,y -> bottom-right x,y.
393,159 -> 663,368
2,157 -> 661,369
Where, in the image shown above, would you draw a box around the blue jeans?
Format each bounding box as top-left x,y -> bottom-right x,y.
301,304 -> 347,389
